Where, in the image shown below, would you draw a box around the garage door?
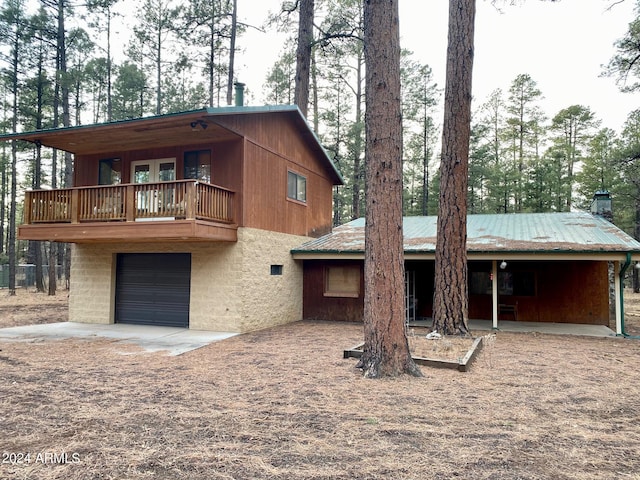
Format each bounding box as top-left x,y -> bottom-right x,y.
115,253 -> 191,327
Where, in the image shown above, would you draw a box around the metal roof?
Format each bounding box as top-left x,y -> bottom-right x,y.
292,212 -> 640,258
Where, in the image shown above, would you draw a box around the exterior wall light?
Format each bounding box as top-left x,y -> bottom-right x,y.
190,120 -> 208,130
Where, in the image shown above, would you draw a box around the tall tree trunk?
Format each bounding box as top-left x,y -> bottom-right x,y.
7,57 -> 16,295
8,10 -> 20,296
433,0 -> 476,336
294,0 -> 314,117
208,5 -> 216,107
33,143 -> 45,292
351,48 -> 364,221
57,0 -> 72,290
311,51 -> 319,131
107,7 -> 113,121
358,0 -> 421,379
49,149 -> 58,296
156,8 -> 162,114
226,0 -> 237,105
48,0 -> 64,296
8,138 -> 17,295
0,143 -> 6,256
33,45 -> 46,292
635,192 -> 640,293
422,111 -> 430,216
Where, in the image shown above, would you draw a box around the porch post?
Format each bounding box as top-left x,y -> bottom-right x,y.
492,260 -> 498,329
614,260 -> 622,335
125,185 -> 135,222
185,182 -> 195,220
23,191 -> 32,224
71,189 -> 79,224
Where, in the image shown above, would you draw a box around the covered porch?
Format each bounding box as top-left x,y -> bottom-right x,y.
293,213 -> 640,336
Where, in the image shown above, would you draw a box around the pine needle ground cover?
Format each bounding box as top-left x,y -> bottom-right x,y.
1,291 -> 639,479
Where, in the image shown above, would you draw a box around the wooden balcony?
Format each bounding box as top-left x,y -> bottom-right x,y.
19,180 -> 237,243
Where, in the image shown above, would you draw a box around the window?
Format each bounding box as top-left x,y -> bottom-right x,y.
506,271 -> 536,296
470,271 -> 492,295
270,265 -> 283,276
324,265 -> 360,298
469,271 -> 536,296
287,171 -> 306,203
184,150 -> 211,183
98,158 -> 122,185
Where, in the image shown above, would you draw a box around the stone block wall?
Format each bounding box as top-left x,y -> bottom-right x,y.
69,245 -> 114,325
236,228 -> 306,332
69,227 -> 308,333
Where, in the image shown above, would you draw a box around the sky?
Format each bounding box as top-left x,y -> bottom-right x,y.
233,0 -> 640,134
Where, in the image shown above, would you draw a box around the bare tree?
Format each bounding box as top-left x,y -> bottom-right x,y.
432,0 -> 476,336
357,0 -> 421,378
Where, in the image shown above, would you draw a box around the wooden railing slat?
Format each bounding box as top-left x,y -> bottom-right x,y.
23,180 -> 234,225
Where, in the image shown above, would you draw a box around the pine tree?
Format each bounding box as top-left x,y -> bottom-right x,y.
432,0 -> 476,337
358,0 -> 421,378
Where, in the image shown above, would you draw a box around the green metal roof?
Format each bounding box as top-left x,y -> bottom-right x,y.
292,212 -> 640,256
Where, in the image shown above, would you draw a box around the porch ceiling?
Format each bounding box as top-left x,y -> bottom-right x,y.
4,111 -> 241,156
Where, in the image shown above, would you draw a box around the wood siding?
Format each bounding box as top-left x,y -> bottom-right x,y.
216,114 -> 335,237
70,112 -> 337,239
303,260 -> 365,322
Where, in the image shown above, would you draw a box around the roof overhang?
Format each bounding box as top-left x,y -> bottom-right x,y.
0,105 -> 343,185
1,109 -> 240,155
291,251 -> 640,262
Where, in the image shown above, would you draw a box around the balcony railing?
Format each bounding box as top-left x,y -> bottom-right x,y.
23,180 -> 235,225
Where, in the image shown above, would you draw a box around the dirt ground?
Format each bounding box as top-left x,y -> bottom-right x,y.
0,290 -> 68,328
1,289 -> 640,479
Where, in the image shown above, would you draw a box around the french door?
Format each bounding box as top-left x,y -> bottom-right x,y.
131,158 -> 176,183
131,158 -> 176,215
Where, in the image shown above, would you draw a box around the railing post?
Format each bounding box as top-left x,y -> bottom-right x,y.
185,182 -> 195,220
24,192 -> 32,224
71,189 -> 79,223
125,184 -> 136,222
227,191 -> 234,223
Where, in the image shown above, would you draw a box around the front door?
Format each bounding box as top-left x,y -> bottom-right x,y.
131,158 -> 176,184
131,158 -> 176,215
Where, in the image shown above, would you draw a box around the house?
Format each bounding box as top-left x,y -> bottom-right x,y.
4,105 -> 342,332
5,104 -> 640,337
291,212 -> 640,335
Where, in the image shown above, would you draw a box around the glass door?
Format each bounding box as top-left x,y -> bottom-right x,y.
131,159 -> 175,183
131,159 -> 176,216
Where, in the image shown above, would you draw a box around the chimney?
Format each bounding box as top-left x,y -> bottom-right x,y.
590,190 -> 613,222
234,82 -> 245,107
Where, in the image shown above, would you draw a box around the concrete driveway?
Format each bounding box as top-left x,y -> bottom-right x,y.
0,322 -> 238,356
